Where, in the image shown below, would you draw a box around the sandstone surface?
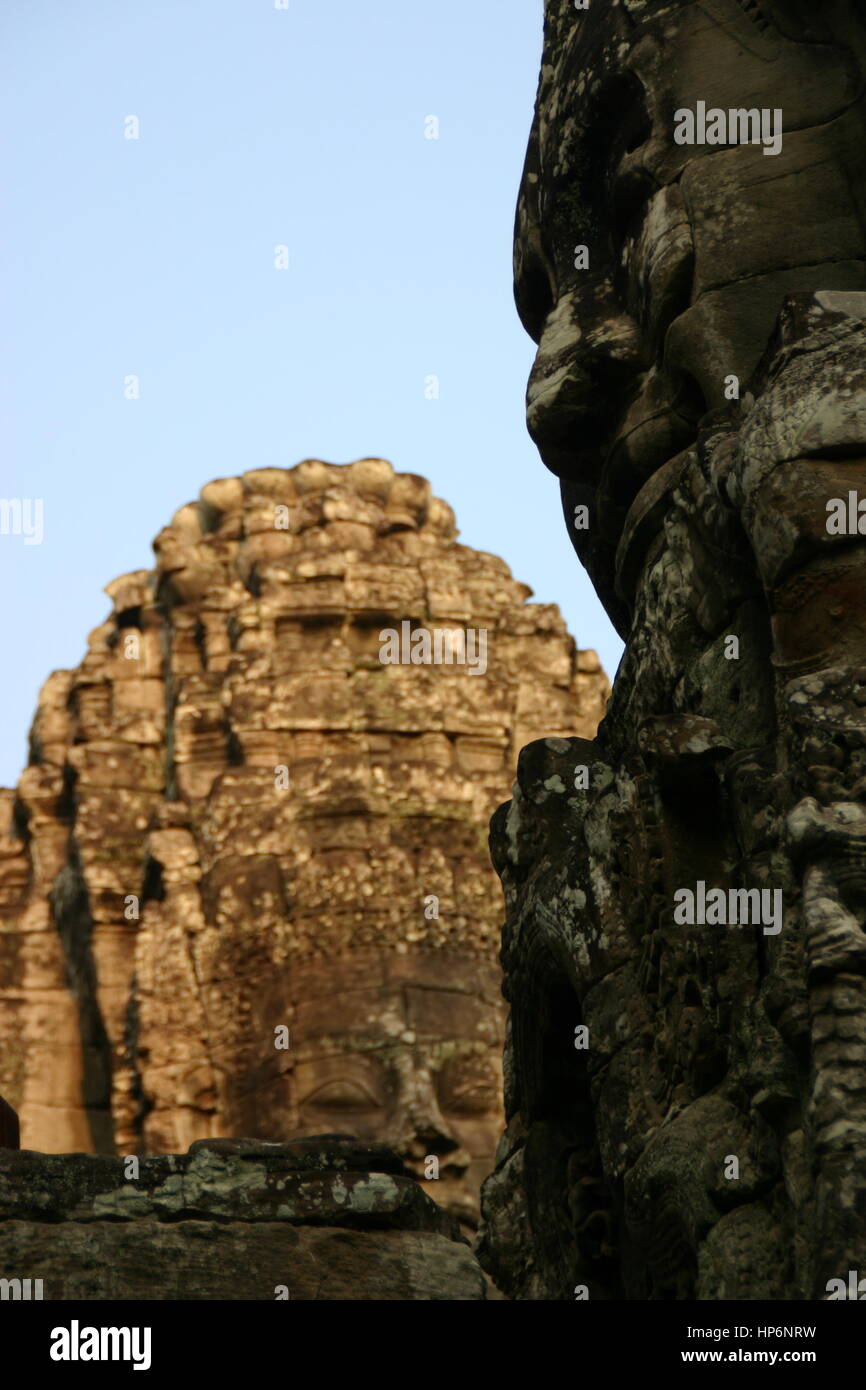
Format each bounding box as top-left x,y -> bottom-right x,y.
0,458 -> 609,1234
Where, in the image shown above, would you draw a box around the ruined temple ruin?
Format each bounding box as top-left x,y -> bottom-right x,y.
479,0 -> 866,1300
6,0 -> 864,1308
0,457 -> 608,1236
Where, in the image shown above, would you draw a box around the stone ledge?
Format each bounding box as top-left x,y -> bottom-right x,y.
0,1138 -> 458,1236
0,1220 -> 487,1300
0,1137 -> 488,1300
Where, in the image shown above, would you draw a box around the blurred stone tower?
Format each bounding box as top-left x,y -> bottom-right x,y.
0,458 -> 608,1225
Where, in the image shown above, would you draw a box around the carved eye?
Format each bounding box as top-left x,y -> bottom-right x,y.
303,1080 -> 380,1111
612,163 -> 657,249
437,1059 -> 500,1115
515,240 -> 558,343
443,1085 -> 497,1116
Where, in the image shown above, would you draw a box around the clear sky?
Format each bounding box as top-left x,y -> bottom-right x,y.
1,0 -> 624,788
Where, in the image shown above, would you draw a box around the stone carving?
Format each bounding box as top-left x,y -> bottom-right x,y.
0,1137 -> 489,1299
480,2 -> 866,1298
0,458 -> 608,1234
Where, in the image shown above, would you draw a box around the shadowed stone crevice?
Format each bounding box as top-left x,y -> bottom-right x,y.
122,988 -> 150,1149
50,853 -> 114,1155
0,1097 -> 18,1150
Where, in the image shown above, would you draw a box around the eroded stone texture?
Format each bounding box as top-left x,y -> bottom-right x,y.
480,2 -> 866,1299
0,1138 -> 488,1299
0,459 -> 609,1232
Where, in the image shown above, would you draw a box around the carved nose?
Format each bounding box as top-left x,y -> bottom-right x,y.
398,1099 -> 460,1160
388,1072 -> 468,1171
527,290 -> 643,478
404,1120 -> 459,1161
402,1129 -> 473,1182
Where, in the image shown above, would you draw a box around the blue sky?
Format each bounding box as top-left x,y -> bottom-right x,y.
1,0 -> 623,787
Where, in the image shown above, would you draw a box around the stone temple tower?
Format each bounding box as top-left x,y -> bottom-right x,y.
0,458 -> 608,1226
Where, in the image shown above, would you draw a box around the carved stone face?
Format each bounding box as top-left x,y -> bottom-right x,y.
516,0 -> 866,628
232,950 -> 505,1230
